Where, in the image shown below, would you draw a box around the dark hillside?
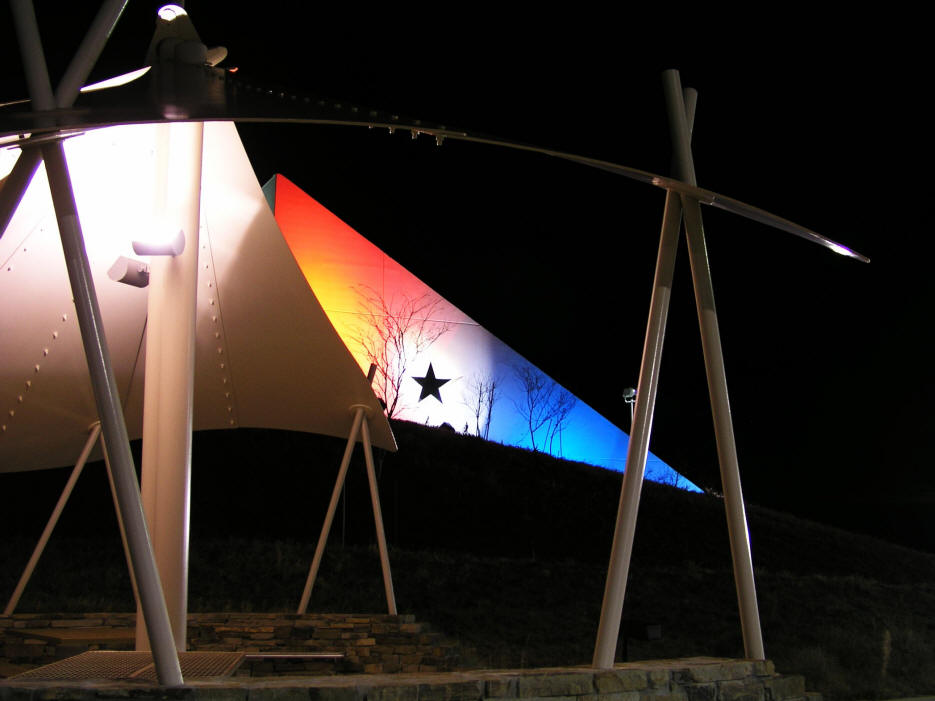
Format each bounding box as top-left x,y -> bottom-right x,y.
2,420 -> 933,699
184,420 -> 934,583
182,421 -> 935,582
5,420 -> 932,580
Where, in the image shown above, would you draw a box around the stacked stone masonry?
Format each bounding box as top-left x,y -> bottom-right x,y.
0,658 -> 819,701
0,613 -> 467,674
1,616 -> 819,701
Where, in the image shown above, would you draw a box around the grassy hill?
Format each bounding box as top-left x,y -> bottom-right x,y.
2,420 -> 933,699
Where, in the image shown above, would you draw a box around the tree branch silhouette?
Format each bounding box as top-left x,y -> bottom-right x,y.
352,285 -> 453,419
512,364 -> 576,452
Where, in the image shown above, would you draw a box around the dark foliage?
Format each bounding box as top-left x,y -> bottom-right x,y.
3,421 -> 934,698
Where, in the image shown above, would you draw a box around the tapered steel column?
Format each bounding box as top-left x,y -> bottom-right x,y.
360,414 -> 397,614
592,177 -> 683,668
4,423 -> 101,616
298,407 -> 366,613
592,86 -> 697,669
662,69 -> 765,660
10,0 -> 182,684
44,143 -> 184,684
136,121 -> 204,653
1,0 -> 127,240
9,0 -> 54,112
0,149 -> 42,239
52,0 -> 128,106
102,435 -> 141,608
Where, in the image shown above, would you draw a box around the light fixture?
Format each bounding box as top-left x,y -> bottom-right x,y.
108,256 -> 150,288
132,228 -> 185,257
157,5 -> 187,21
623,386 -> 636,426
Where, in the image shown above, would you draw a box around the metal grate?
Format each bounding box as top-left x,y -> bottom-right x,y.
13,651 -> 153,681
11,650 -> 245,682
134,651 -> 245,682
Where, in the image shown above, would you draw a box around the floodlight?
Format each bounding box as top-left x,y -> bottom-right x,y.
157,5 -> 187,21
108,256 -> 150,288
132,228 -> 185,256
623,386 -> 636,426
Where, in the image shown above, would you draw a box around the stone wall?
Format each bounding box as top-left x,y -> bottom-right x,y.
1,616 -> 820,701
0,613 -> 468,674
0,658 -> 819,701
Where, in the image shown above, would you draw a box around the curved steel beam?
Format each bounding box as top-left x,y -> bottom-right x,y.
0,64 -> 868,262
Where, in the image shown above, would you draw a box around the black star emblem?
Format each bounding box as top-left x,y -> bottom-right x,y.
412,362 -> 450,402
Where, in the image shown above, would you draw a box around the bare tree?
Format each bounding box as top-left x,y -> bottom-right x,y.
650,464 -> 689,490
352,285 -> 453,418
463,371 -> 502,439
544,387 -> 576,454
512,364 -> 576,452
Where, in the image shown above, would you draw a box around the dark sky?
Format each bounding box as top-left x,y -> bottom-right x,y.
2,4 -> 930,550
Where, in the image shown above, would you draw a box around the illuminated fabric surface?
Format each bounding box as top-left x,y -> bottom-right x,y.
0,123 -> 394,473
267,174 -> 698,489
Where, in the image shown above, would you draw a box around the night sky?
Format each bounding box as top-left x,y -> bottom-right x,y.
1,4 -> 930,550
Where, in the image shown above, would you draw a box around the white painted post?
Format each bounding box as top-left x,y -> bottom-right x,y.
592,82 -> 698,669
662,68 -> 765,660
10,0 -> 182,684
4,423 -> 101,616
298,407 -> 366,614
360,415 -> 397,615
592,186 -> 683,668
101,435 -> 141,608
45,140 -> 183,685
1,0 -> 127,239
136,121 -> 204,653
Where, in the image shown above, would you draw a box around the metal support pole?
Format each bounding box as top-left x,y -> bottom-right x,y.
10,1 -> 181,683
0,149 -> 42,239
40,138 -> 183,687
360,415 -> 397,615
682,197 -> 765,659
102,435 -> 141,609
1,0 -> 126,241
662,68 -> 765,660
592,81 -> 698,670
1,0 -> 49,237
298,407 -> 366,614
53,0 -> 127,107
9,0 -> 54,112
592,186 -> 683,668
3,423 -> 101,616
136,121 -> 203,653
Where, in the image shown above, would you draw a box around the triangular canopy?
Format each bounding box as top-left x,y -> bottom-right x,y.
0,122 -> 394,474
266,174 -> 696,489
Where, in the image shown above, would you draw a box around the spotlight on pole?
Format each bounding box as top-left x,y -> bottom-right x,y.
157,5 -> 187,22
132,228 -> 185,257
623,386 -> 636,426
108,256 -> 150,288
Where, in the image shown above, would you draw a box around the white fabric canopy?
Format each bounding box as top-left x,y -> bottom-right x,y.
0,121 -> 394,473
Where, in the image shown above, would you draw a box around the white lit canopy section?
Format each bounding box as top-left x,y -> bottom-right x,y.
0,122 -> 394,474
